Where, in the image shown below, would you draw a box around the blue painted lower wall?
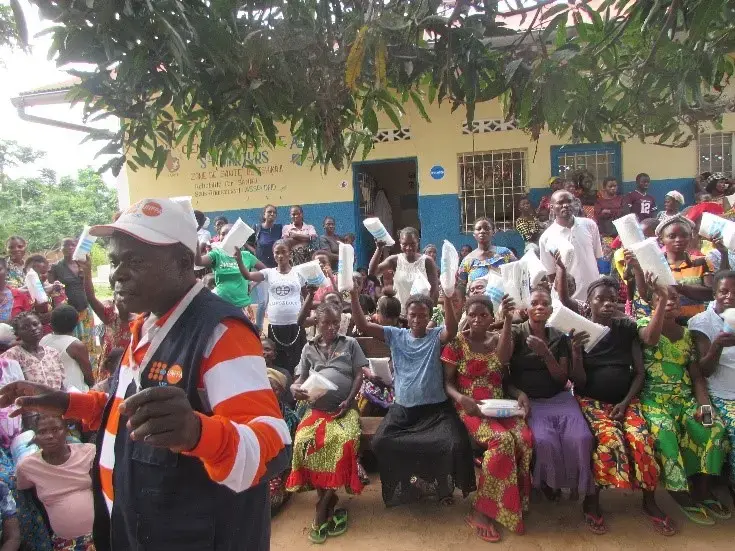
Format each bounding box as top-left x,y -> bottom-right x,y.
202,177 -> 694,267
528,178 -> 695,211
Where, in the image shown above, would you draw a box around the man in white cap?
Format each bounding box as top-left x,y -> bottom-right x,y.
0,198 -> 290,551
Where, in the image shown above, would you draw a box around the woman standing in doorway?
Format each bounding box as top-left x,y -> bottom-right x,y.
458,218 -> 516,296
283,205 -> 317,266
368,227 -> 439,313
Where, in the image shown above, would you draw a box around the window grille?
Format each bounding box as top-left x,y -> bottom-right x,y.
698,132 -> 733,177
461,118 -> 518,134
373,127 -> 412,143
458,149 -> 527,232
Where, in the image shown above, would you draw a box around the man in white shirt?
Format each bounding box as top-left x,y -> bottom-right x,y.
539,190 -> 603,301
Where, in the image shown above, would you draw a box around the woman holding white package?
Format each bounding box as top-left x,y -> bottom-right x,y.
368,227 -> 439,312
569,276 -> 672,536
497,287 -> 596,511
637,216 -> 714,321
441,295 -> 533,542
287,303 -> 366,544
458,218 -> 516,296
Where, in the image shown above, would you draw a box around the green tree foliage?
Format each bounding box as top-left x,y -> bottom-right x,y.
10,0 -> 735,173
0,152 -> 118,252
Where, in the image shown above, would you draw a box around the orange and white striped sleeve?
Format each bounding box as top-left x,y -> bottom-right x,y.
65,390 -> 109,431
184,319 -> 290,492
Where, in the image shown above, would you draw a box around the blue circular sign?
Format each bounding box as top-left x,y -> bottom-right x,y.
430,165 -> 445,180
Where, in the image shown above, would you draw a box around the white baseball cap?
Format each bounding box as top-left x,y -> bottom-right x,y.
89,198 -> 198,254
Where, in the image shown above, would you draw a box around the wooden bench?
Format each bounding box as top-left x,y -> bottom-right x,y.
359,416 -> 383,450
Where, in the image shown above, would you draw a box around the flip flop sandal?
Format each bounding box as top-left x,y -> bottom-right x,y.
327,509 -> 348,537
464,515 -> 501,543
309,522 -> 330,544
677,505 -> 715,526
645,514 -> 677,536
583,512 -> 608,535
699,499 -> 732,520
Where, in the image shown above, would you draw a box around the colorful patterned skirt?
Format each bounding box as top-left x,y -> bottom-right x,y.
710,396 -> 735,483
458,411 -> 533,534
577,397 -> 659,491
641,393 -> 727,491
73,307 -> 98,366
52,533 -> 95,551
286,408 -> 363,495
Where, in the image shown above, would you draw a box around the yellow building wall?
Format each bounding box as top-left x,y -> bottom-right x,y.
125,97 -> 735,210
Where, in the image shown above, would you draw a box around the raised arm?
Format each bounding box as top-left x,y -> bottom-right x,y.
368,241 -> 394,277
233,247 -> 265,282
296,286 -> 318,328
349,287 -> 385,340
78,258 -> 114,324
638,276 -> 670,345
496,296 -> 515,365
553,251 -> 579,314
195,247 -> 213,269
568,330 -> 589,389
439,288 -> 458,345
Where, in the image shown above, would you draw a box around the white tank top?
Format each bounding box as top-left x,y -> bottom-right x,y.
39,334 -> 89,391
394,254 -> 429,314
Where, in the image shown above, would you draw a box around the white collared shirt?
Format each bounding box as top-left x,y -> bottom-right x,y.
539,217 -> 602,301
688,303 -> 735,400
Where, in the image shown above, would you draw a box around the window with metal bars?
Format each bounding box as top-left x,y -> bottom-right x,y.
551,143 -> 622,187
698,132 -> 733,177
458,149 -> 527,232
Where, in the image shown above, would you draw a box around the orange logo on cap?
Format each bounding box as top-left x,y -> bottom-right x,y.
142,201 -> 163,217
166,364 -> 183,384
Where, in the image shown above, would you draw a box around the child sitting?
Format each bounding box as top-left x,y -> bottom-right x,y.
16,415 -> 95,550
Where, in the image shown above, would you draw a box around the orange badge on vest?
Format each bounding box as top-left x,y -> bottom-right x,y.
166,364 -> 183,385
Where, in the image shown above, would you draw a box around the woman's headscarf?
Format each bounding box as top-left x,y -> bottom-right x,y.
665,190 -> 685,205
655,214 -> 695,237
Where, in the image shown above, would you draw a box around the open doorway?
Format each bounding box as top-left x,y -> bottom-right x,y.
353,158 -> 418,267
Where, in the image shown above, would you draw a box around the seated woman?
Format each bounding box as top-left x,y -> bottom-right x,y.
350,286 -> 476,507
357,293 -> 402,417
2,313 -> 64,390
497,287 -> 595,509
287,303 -> 366,543
689,270 -> 735,510
442,295 -> 533,542
267,363 -> 299,517
639,284 -> 728,526
16,415 -> 95,550
569,277 -> 670,535
40,305 -> 94,391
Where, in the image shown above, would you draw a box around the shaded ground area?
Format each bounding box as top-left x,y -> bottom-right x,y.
272,476 -> 735,550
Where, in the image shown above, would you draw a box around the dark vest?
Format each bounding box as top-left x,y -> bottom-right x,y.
91,288 -> 288,551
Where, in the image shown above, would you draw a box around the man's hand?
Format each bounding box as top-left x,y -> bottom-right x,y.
0,381 -> 69,418
121,387 -> 201,453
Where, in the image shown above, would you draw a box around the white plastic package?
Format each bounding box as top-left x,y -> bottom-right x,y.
544,235 -> 575,268
500,261 -> 530,309
363,217 -> 395,246
484,272 -> 505,314
10,431 -> 38,465
440,240 -> 459,296
368,358 -> 392,385
612,213 -> 645,249
296,260 -> 329,288
699,212 -> 735,251
629,237 -> 677,287
72,226 -> 97,261
220,218 -> 255,256
722,308 -> 735,333
479,399 -> 524,418
25,269 -> 48,304
337,243 -> 355,292
521,250 -> 547,287
546,301 -> 610,352
409,271 -> 431,297
301,370 -> 338,402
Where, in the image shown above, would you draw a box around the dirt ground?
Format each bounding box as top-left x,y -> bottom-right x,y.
272,476 -> 735,550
